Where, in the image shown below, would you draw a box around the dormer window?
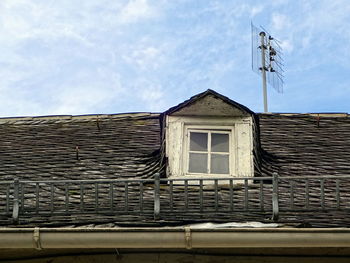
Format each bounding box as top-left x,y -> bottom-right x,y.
165,90 -> 255,181
187,129 -> 231,175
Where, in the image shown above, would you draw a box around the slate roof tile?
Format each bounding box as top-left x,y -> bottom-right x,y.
0,110 -> 349,227
259,114 -> 350,177
0,113 -> 161,181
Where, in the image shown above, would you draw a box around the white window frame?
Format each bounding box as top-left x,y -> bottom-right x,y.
166,115 -> 253,181
183,125 -> 235,177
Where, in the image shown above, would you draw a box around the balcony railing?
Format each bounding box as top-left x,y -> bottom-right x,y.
1,174 -> 350,224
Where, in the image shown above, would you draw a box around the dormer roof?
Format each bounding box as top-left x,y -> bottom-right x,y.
165,89 -> 254,117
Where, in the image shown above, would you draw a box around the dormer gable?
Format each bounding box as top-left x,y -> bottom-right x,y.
166,89 -> 254,117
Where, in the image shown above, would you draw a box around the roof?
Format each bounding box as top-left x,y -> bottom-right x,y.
165,89 -> 255,116
258,113 -> 350,177
0,91 -> 350,228
0,113 -> 161,181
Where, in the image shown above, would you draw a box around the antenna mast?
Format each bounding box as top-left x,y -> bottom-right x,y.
259,31 -> 268,112
251,23 -> 284,113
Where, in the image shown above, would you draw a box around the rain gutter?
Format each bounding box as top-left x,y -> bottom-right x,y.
0,227 -> 350,250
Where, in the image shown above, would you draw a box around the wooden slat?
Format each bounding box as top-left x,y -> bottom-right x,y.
125,182 -> 129,212
80,183 -> 84,212
50,183 -> 54,213
214,179 -> 218,212
110,183 -> 114,211
305,179 -> 309,209
290,181 -> 295,209
229,179 -> 234,212
36,183 -> 39,214
244,179 -> 248,211
170,181 -> 173,212
199,180 -> 203,212
336,179 -> 340,209
65,183 -> 69,212
259,180 -> 264,211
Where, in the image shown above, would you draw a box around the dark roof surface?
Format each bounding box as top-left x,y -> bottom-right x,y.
0,113 -> 161,181
5,106 -> 348,182
0,107 -> 350,228
258,113 -> 350,177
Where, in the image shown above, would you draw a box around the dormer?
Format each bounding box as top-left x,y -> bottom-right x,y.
165,90 -> 255,180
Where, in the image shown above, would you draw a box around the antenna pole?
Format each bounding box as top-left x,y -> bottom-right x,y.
259,32 -> 268,112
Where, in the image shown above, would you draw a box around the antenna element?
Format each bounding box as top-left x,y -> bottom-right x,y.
251,22 -> 284,112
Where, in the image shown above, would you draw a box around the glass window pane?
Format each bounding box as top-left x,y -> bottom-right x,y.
189,153 -> 208,173
211,133 -> 229,152
190,132 -> 208,151
211,154 -> 229,174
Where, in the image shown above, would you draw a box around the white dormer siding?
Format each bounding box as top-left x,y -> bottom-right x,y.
165,92 -> 254,180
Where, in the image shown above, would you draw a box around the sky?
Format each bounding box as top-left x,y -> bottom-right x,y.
0,0 -> 349,117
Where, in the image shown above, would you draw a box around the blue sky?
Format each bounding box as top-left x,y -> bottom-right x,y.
0,0 -> 349,117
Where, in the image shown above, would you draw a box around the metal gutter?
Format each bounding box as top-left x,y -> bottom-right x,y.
0,228 -> 350,250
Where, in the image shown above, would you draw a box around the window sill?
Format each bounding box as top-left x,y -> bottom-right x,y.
167,175 -> 251,185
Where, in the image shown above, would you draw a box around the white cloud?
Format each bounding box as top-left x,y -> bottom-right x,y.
51,70 -> 124,115
250,5 -> 264,17
270,0 -> 290,6
119,0 -> 158,24
136,80 -> 166,111
123,45 -> 164,70
0,1 -> 94,47
280,39 -> 293,53
140,85 -> 163,102
271,13 -> 291,32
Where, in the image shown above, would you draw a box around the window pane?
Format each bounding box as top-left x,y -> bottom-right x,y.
190,132 -> 208,151
189,153 -> 208,173
211,154 -> 229,174
211,133 -> 229,152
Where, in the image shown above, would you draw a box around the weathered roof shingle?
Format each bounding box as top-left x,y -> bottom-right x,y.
1,104 -> 350,228
0,113 -> 161,181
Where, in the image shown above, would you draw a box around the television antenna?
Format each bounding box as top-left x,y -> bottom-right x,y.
251,22 -> 284,112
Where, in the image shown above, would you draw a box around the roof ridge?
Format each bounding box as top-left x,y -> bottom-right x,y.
165,89 -> 255,116
0,112 -> 160,124
258,113 -> 349,117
